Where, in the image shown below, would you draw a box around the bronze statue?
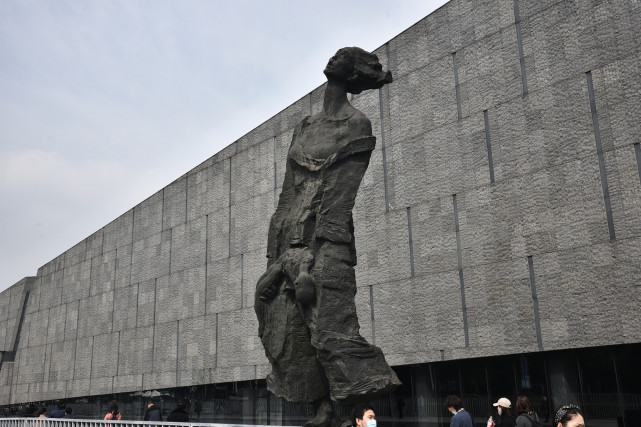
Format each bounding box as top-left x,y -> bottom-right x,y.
255,47 -> 400,427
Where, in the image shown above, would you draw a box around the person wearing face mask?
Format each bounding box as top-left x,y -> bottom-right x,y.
351,403 -> 377,427
443,395 -> 473,427
493,398 -> 516,427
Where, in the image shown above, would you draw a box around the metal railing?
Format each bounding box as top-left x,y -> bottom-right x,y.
0,419 -> 274,427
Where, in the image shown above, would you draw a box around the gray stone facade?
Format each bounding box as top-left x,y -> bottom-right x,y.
1,0 -> 640,405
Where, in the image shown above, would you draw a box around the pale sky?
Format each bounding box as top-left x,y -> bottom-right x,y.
0,0 -> 449,294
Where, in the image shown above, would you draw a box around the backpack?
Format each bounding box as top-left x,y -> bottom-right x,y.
522,413 -> 542,427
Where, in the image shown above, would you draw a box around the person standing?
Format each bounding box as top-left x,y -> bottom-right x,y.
48,401 -> 66,418
444,395 -> 473,427
144,400 -> 162,422
493,398 -> 516,427
554,405 -> 585,427
515,396 -> 540,427
104,404 -> 121,421
166,401 -> 189,422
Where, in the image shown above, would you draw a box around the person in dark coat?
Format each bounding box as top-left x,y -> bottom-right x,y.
144,400 -> 162,422
493,398 -> 516,427
166,401 -> 189,422
48,401 -> 66,418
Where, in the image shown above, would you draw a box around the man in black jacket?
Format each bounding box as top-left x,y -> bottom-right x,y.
144,400 -> 162,422
166,401 -> 189,422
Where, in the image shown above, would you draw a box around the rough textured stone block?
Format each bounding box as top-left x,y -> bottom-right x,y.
77,291 -> 113,338
206,256 -> 242,315
170,217 -> 206,274
90,251 -> 116,296
163,176 -> 188,231
157,266 -> 205,324
131,231 -> 170,284
177,314 -> 216,372
103,210 -> 134,253
48,340 -> 75,383
153,321 -> 178,373
133,191 -> 163,242
46,304 -> 66,344
91,332 -> 119,379
62,259 -> 91,304
187,157 -> 230,222
112,283 -> 139,332
118,326 -> 153,376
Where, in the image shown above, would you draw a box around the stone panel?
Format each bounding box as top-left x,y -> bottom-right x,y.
163,176 -> 188,231
46,304 -> 66,344
17,344 -> 46,384
156,266 -> 205,324
62,259 -> 91,304
86,228 -> 104,260
90,251 -> 116,296
103,210 -> 133,253
206,256 -> 242,315
152,321 -> 178,373
48,339 -> 76,383
39,270 -> 63,310
177,314 -> 217,372
171,216 -> 206,274
206,208 -> 231,263
118,326 -> 153,376
77,291 -> 113,338
230,192 -> 274,257
136,278 -> 157,328
133,191 -> 163,242
91,331 -> 119,379
72,336 -> 94,380
112,283 -> 139,332
187,157 -> 230,223
131,231 -> 171,284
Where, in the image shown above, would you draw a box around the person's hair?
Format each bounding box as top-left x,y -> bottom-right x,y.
443,395 -> 463,411
351,402 -> 374,427
56,401 -> 65,409
176,401 -> 186,410
65,407 -> 72,415
554,405 -> 583,426
36,408 -> 47,417
498,405 -> 514,419
515,395 -> 533,415
109,404 -> 119,416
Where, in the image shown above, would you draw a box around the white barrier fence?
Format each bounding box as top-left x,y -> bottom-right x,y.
0,419 -> 274,427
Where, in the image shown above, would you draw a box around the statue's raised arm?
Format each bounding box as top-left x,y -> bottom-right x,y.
255,47 -> 400,427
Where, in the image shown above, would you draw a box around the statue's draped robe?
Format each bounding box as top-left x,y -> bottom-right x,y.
256,113 -> 400,404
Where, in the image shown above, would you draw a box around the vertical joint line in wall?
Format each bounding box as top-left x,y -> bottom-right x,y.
452,52 -> 462,120
135,283 -> 140,327
43,341 -> 48,382
185,175 -> 189,222
240,253 -> 244,309
130,209 -> 135,286
205,215 -> 209,315
484,110 -> 495,183
111,279 -> 116,332
369,285 -> 376,345
116,331 -> 121,376
101,228 -> 105,255
151,278 -> 157,373
176,320 -> 180,386
513,0 -> 528,95
114,248 -> 118,292
72,299 -> 80,380
634,143 -> 641,187
161,188 -> 165,231
169,228 -> 173,274
215,313 -> 219,369
586,71 -> 615,240
273,136 -> 278,189
88,336 -> 95,391
47,344 -> 53,382
228,157 -> 232,257
63,303 -> 68,342
309,93 -> 313,117
527,256 -> 543,351
453,194 -> 469,347
379,88 -> 390,213
406,207 -> 415,277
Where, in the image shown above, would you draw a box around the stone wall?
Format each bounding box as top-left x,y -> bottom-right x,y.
1,0 -> 640,405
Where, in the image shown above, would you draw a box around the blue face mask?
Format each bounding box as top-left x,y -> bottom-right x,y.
366,420 -> 376,427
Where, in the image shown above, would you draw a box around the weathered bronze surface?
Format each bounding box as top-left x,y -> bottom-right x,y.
255,47 -> 400,427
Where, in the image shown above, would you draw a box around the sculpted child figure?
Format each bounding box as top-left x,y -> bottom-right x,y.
255,47 -> 400,427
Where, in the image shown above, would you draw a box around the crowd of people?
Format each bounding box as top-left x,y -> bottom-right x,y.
442,394 -> 585,427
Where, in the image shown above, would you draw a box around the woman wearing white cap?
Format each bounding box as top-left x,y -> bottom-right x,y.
493,398 -> 516,427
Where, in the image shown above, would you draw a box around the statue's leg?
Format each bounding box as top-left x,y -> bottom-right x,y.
303,395 -> 339,427
307,242 -> 401,404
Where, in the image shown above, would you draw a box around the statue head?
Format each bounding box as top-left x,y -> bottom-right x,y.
324,47 -> 393,94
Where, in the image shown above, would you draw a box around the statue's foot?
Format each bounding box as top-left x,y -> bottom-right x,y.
303,397 -> 337,427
